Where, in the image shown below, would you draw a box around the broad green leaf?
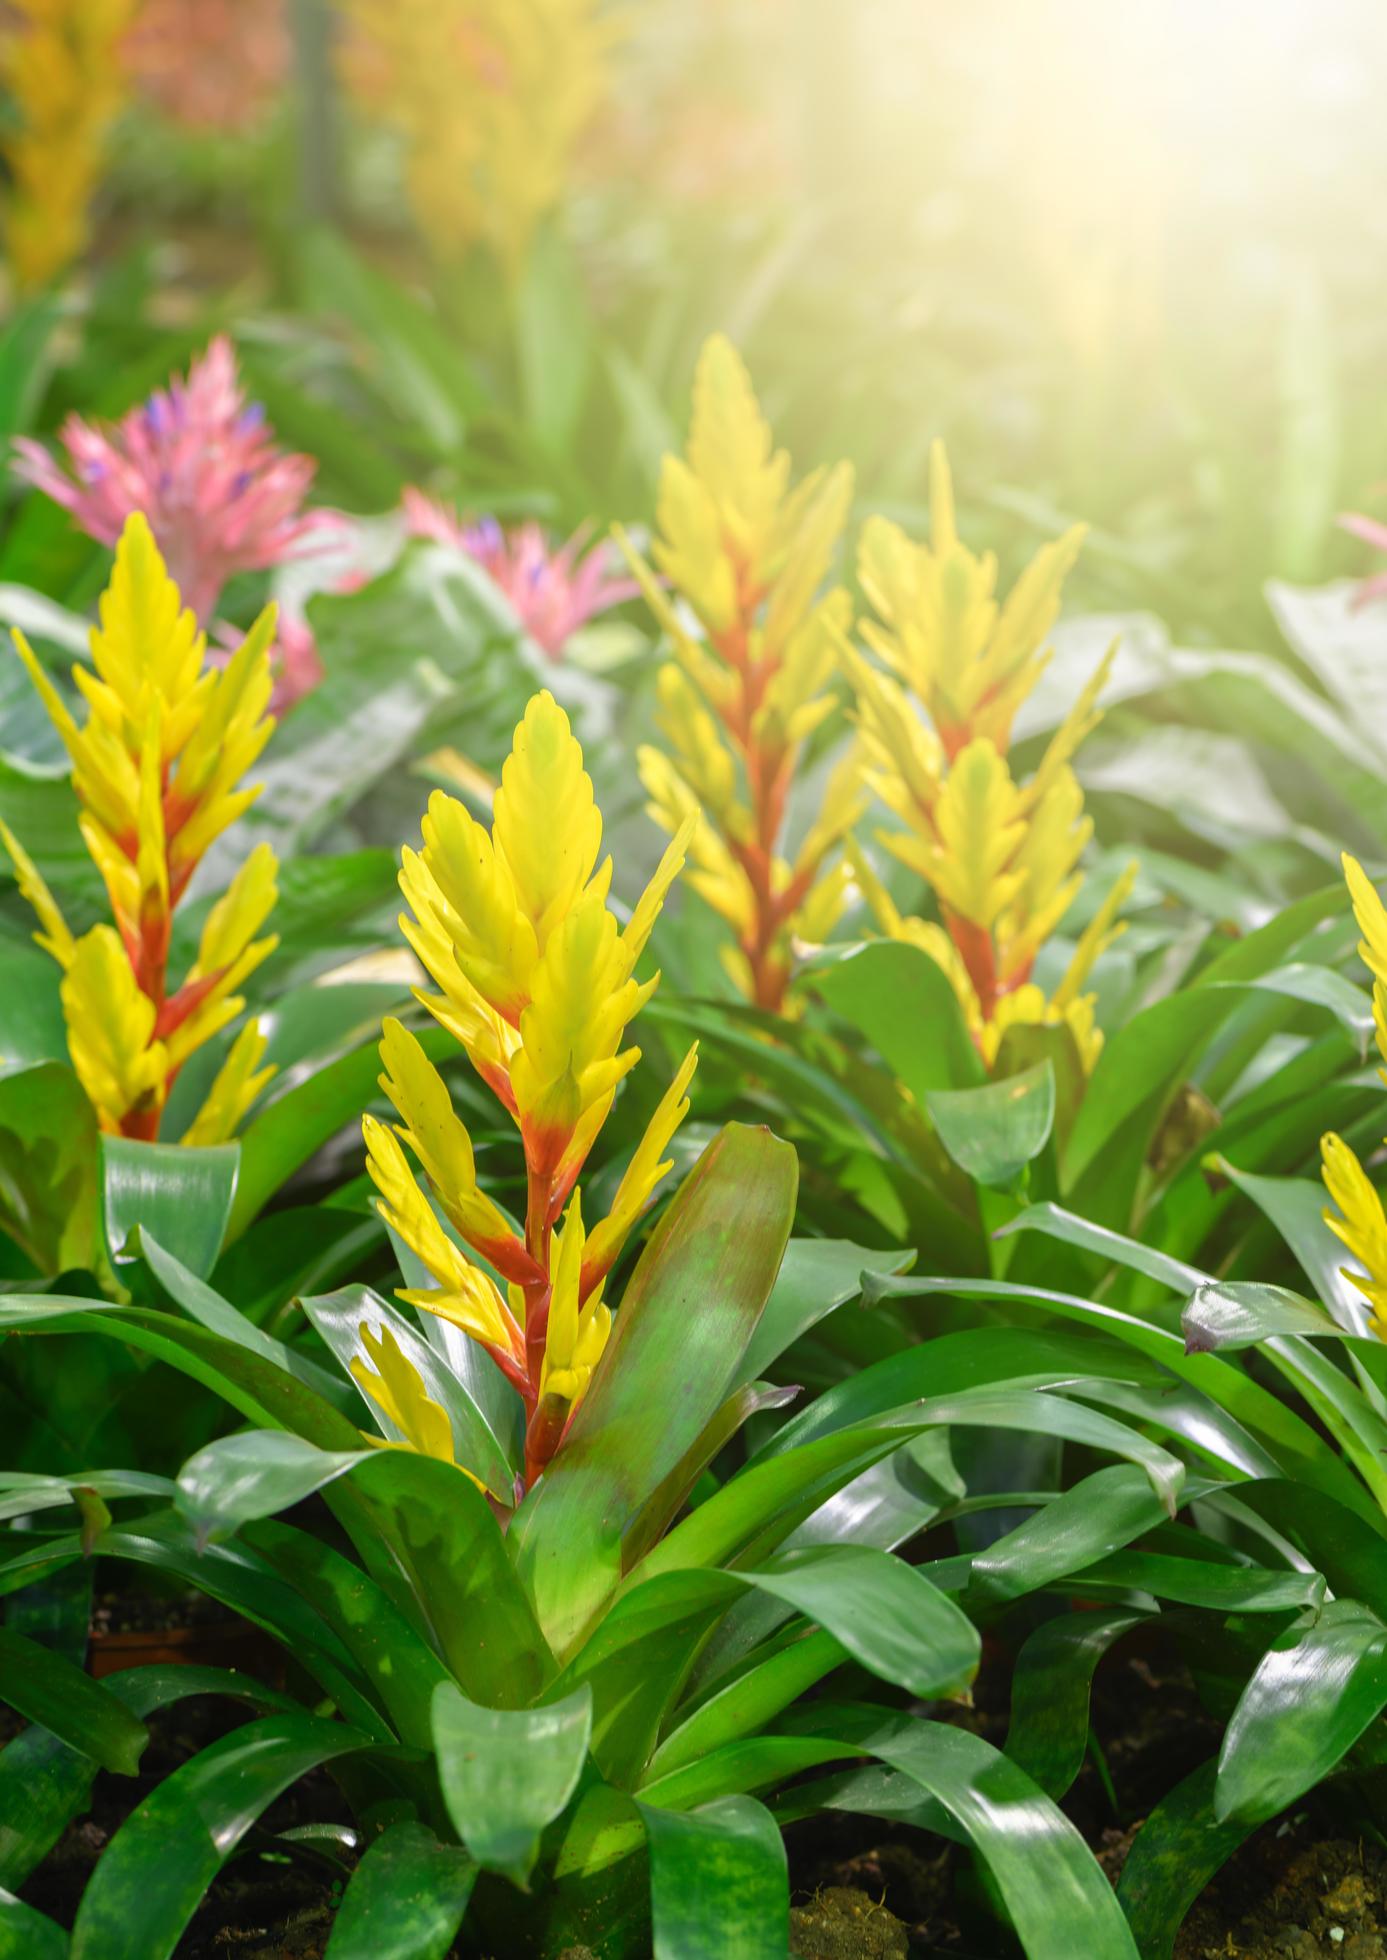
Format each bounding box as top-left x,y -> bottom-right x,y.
0,1627 -> 146,1776
176,1431 -> 370,1544
859,1717 -> 1139,1959
0,1888 -> 66,1960
0,942 -> 67,1071
646,1628 -> 846,1785
1005,1609 -> 1148,1797
516,223 -> 594,452
1116,1759 -> 1256,1960
324,1822 -> 476,1960
1206,1156 -> 1372,1335
641,1796 -> 788,1960
0,1061 -> 101,1275
0,291 -> 61,445
512,1123 -> 798,1656
735,1237 -> 915,1387
621,1382 -> 799,1572
809,938 -> 985,1096
1073,1550 -> 1324,1615
1215,1599 -> 1387,1824
926,1061 -> 1056,1189
338,1449 -> 553,1709
1183,1279 -> 1345,1352
140,1231 -> 351,1409
0,1664 -> 296,1890
999,1201 -> 1206,1293
103,1137 -> 239,1279
432,1682 -> 592,1886
639,1737 -> 851,1812
301,1284 -> 517,1498
68,1714 -> 372,1960
969,1466 -> 1171,1604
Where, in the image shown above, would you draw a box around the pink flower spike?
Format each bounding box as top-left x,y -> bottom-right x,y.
13,336 -> 332,624
401,488 -> 640,659
1340,511 -> 1387,610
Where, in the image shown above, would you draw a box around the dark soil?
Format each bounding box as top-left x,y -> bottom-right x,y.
1173,1831 -> 1387,1959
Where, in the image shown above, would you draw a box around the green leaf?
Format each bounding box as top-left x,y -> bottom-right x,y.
1005,1609 -> 1148,1797
1205,1157 -> 1372,1335
1073,1550 -> 1324,1615
645,1628 -> 846,1786
808,939 -> 985,1096
735,1238 -> 915,1387
0,291 -> 61,445
68,1714 -> 372,1960
1215,1599 -> 1387,1824
926,1060 -> 1056,1189
0,1664 -> 297,1890
0,1061 -> 102,1276
516,223 -> 594,453
0,1627 -> 146,1776
998,1201 -> 1205,1293
301,1284 -> 517,1499
0,1887 -> 66,1960
102,1137 -> 239,1279
432,1682 -> 592,1887
339,1450 -> 553,1709
969,1466 -> 1172,1604
641,1796 -> 788,1960
512,1123 -> 798,1656
324,1821 -> 476,1960
176,1431 -> 370,1545
1182,1279 -> 1346,1352
848,1717 -> 1139,1960
140,1231 -> 351,1410
1116,1760 -> 1257,1960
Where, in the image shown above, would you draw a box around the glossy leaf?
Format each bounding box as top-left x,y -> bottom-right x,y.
969,1466 -> 1173,1604
1116,1760 -> 1258,1960
641,1795 -> 788,1960
808,939 -> 985,1096
69,1714 -> 372,1960
301,1284 -> 516,1498
512,1123 -> 798,1656
1005,1610 -> 1147,1797
735,1237 -> 915,1387
926,1060 -> 1056,1189
102,1137 -> 239,1279
0,1061 -> 102,1276
0,1888 -> 66,1960
1182,1279 -> 1345,1352
176,1431 -> 370,1544
432,1682 -> 592,1886
1207,1156 -> 1371,1335
1215,1598 -> 1387,1824
0,1626 -> 146,1775
324,1821 -> 476,1959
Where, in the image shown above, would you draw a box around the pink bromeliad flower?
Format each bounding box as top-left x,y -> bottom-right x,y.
401,488 -> 639,659
1340,512 -> 1387,608
14,336 -> 330,627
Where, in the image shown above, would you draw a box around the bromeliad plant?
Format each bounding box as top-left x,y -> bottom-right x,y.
619,333 -> 862,1013
842,441 -> 1134,1071
0,512 -> 279,1143
361,686 -> 697,1489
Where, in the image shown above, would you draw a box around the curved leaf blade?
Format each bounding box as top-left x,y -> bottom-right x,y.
641,1795 -> 788,1960
432,1682 -> 592,1887
324,1821 -> 476,1960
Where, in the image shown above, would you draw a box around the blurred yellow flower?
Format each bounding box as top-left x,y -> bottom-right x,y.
1323,854 -> 1387,1342
2,0 -> 135,290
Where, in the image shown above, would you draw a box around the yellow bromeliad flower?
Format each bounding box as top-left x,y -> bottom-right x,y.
0,512 -> 278,1141
617,333 -> 861,1014
841,441 -> 1134,1071
363,689 -> 697,1488
344,0 -> 613,271
1322,854 -> 1387,1339
2,0 -> 135,291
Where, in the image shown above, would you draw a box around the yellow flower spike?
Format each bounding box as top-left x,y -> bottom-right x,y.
1321,1133 -> 1387,1340
0,818 -> 75,969
62,928 -> 168,1135
182,1020 -> 275,1148
581,1043 -> 699,1296
491,691 -> 605,949
7,512 -> 277,1142
845,446 -> 1124,1071
349,1322 -> 458,1467
1344,854 -> 1387,998
370,686 -> 693,1487
376,1016 -> 535,1284
539,1191 -> 611,1409
2,0 -> 134,291
626,334 -> 857,1013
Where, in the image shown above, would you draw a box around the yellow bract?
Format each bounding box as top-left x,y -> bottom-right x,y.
620,334 -> 861,1012
844,443 -> 1130,1071
1322,854 -> 1387,1342
364,689 -> 698,1476
344,0 -> 612,270
350,1323 -> 460,1470
1,513 -> 278,1139
2,0 -> 135,290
